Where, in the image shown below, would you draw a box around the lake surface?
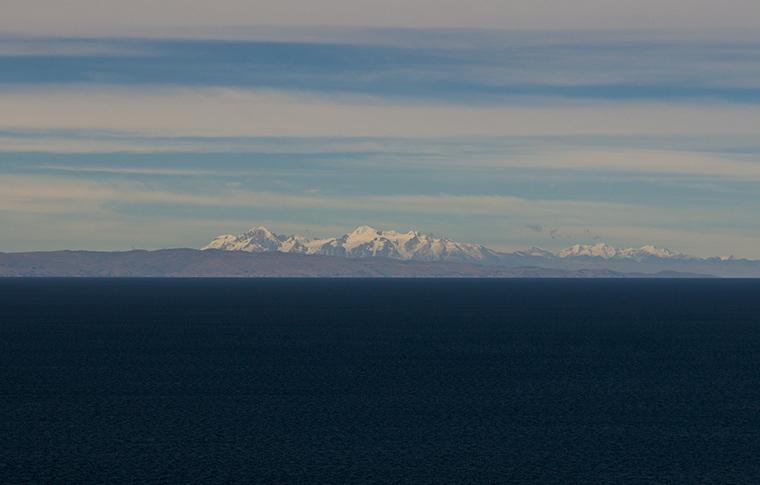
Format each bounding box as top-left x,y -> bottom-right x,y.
2,278 -> 760,483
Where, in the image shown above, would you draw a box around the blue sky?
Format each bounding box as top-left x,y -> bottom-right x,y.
2,2 -> 760,256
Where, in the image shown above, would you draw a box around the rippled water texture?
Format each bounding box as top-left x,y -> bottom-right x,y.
2,278 -> 760,483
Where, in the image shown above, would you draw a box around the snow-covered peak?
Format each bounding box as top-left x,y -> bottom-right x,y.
349,225 -> 379,237
202,225 -> 282,252
202,234 -> 238,250
203,226 -> 701,264
558,243 -> 618,259
202,224 -> 500,263
557,243 -> 690,261
243,226 -> 277,238
619,245 -> 679,259
514,246 -> 555,258
344,226 -> 382,250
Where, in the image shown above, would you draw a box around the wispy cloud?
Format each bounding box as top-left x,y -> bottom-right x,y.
474,149 -> 760,180
4,35 -> 760,102
2,13 -> 760,256
33,164 -> 235,177
2,86 -> 760,138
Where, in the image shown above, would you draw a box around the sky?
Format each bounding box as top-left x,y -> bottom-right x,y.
2,1 -> 760,257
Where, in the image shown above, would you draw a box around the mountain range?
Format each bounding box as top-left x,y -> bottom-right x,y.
0,225 -> 756,277
199,225 -> 759,277
203,225 -> 502,263
203,225 -> 723,263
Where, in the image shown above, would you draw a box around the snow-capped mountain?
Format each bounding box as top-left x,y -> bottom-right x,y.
205,226 -> 700,263
555,243 -> 689,261
513,247 -> 556,258
202,224 -> 722,267
195,225 -> 760,276
203,225 -> 502,264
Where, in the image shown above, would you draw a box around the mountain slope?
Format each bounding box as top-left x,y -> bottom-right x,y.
204,225 -> 502,264
201,224 -> 760,277
204,225 -> 698,264
556,243 -> 688,261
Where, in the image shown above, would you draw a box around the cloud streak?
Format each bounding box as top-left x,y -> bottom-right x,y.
0,173 -> 748,227
2,86 -> 760,138
2,9 -> 760,256
4,36 -> 760,101
4,1 -> 760,36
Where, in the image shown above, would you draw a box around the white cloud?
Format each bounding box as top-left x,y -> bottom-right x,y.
1,86 -> 760,139
467,149 -> 760,180
0,174 -> 625,215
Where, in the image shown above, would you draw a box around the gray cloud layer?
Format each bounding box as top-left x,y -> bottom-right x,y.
4,0 -> 760,37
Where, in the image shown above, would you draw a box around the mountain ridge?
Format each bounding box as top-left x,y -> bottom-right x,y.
196,224 -> 760,277
204,225 -> 711,263
0,249 -> 715,278
204,225 -> 502,264
0,225 -> 756,277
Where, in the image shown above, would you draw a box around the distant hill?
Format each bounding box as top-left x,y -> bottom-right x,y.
0,249 -> 713,278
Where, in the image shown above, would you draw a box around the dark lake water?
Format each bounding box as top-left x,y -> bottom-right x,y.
2,278 -> 760,483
